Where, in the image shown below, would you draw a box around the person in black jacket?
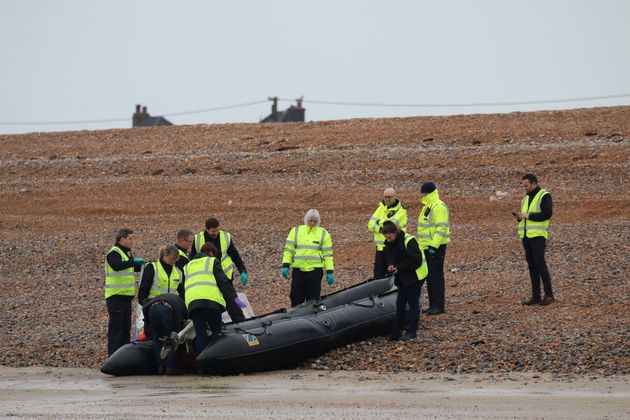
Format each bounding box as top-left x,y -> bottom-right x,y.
142,293 -> 188,375
104,228 -> 145,356
174,229 -> 193,272
382,220 -> 425,341
138,245 -> 183,305
515,173 -> 555,306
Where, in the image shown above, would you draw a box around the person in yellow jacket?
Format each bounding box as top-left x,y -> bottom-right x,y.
282,209 -> 334,307
368,187 -> 408,279
104,228 -> 145,356
416,182 -> 450,315
137,245 -> 183,305
183,243 -> 237,355
514,173 -> 554,306
191,217 -> 247,322
382,221 -> 427,341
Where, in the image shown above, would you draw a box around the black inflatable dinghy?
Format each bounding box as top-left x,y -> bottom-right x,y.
101,276 -> 396,376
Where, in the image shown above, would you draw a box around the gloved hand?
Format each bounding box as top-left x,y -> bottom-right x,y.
133,257 -> 145,265
326,272 -> 334,285
235,296 -> 247,309
281,267 -> 289,279
426,247 -> 437,255
240,272 -> 248,286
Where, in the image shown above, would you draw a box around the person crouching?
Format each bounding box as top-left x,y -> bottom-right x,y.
142,293 -> 187,375
382,220 -> 428,341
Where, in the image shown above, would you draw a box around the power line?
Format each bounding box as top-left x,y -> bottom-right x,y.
1,93 -> 629,126
0,99 -> 269,126
279,93 -> 630,108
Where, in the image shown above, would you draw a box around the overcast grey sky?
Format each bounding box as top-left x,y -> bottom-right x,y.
1,0 -> 629,134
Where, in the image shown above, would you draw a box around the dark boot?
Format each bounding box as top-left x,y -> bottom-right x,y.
388,330 -> 402,341
400,330 -> 417,341
522,296 -> 541,306
540,295 -> 555,306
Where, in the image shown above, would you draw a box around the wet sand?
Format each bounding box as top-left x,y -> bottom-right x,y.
0,367 -> 628,419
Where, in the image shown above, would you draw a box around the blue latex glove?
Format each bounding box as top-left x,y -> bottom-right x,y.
133,257 -> 145,265
326,272 -> 334,285
281,267 -> 289,279
426,247 -> 437,255
235,296 -> 247,309
240,272 -> 248,286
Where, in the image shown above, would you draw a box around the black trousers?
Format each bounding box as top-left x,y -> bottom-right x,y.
393,280 -> 423,333
290,268 -> 323,307
426,245 -> 447,311
106,296 -> 132,356
373,250 -> 388,280
522,237 -> 553,298
190,307 -> 223,355
147,304 -> 176,368
224,279 -> 245,323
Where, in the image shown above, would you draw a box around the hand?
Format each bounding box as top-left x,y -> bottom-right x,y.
517,212 -> 529,220
240,272 -> 248,286
281,267 -> 289,279
234,296 -> 247,309
426,247 -> 437,255
387,265 -> 397,273
133,257 -> 145,265
326,272 -> 334,285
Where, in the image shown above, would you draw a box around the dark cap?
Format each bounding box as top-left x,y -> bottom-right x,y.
420,182 -> 436,193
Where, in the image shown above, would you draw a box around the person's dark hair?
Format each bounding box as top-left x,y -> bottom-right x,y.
381,220 -> 399,235
159,245 -> 180,261
200,242 -> 219,257
205,217 -> 220,229
522,174 -> 538,184
116,228 -> 133,242
177,229 -> 193,240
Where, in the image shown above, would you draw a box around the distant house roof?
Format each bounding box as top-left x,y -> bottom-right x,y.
138,116 -> 172,126
132,105 -> 172,128
261,98 -> 305,123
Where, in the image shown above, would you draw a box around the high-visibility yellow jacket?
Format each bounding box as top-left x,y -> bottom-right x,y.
183,256 -> 226,309
404,234 -> 428,281
416,189 -> 451,250
282,225 -> 334,272
104,246 -> 136,299
518,188 -> 550,239
368,200 -> 407,251
147,260 -> 183,299
194,230 -> 236,279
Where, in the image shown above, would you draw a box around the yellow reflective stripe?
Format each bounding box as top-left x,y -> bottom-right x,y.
105,271 -> 133,277
296,245 -> 321,250
105,283 -> 135,288
294,255 -> 322,261
185,281 -> 218,291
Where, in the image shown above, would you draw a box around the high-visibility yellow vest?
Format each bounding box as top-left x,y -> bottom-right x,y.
183,256 -> 226,309
282,225 -> 334,272
368,200 -> 407,251
518,189 -> 550,239
147,260 -> 183,299
104,246 -> 136,299
416,189 -> 451,250
177,248 -> 188,261
194,230 -> 236,279
404,234 -> 428,281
